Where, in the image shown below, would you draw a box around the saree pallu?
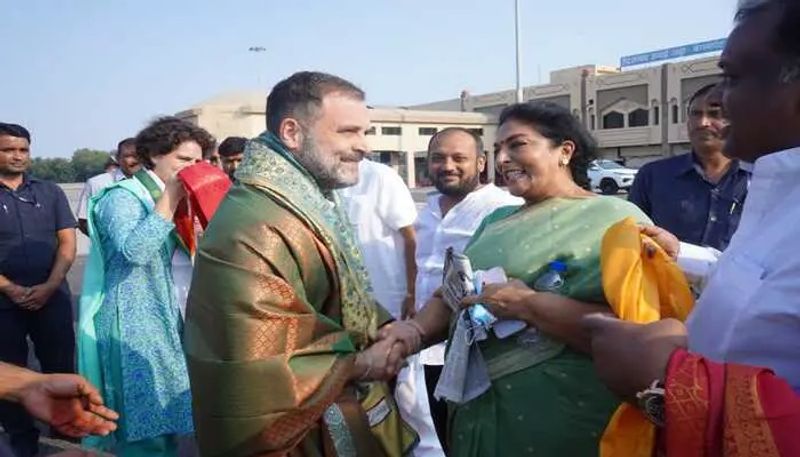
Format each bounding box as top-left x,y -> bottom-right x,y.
451,196 -> 651,456
664,348 -> 800,457
599,217 -> 694,457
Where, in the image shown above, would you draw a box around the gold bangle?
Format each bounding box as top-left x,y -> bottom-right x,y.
406,320 -> 427,350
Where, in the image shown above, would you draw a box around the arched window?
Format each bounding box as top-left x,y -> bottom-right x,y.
653,106 -> 660,126
672,105 -> 679,124
628,109 -> 649,127
603,111 -> 624,129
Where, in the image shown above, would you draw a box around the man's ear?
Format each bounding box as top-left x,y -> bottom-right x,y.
278,118 -> 304,151
477,154 -> 487,173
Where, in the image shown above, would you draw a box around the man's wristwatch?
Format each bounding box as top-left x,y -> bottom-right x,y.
636,379 -> 665,427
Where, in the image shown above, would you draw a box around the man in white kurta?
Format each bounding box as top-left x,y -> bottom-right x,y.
340,159 -> 417,319
679,0 -> 800,392
586,0 -> 800,408
340,159 -> 442,456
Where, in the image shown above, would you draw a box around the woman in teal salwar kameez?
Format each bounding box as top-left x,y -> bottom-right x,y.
389,102 -> 650,456
78,117 -> 215,456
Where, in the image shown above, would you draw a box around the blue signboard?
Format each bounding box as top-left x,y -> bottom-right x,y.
620,38 -> 727,68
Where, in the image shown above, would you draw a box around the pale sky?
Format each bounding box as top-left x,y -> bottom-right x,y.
1,0 -> 738,157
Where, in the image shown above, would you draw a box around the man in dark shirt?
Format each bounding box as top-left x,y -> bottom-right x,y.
629,84 -> 750,251
0,123 -> 77,457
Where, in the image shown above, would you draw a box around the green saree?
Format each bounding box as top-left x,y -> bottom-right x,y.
449,196 -> 650,457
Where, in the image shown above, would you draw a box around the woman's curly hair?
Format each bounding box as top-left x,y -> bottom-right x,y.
135,116 -> 216,169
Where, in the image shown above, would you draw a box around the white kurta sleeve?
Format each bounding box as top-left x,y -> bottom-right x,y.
75,180 -> 92,220
377,168 -> 418,231
677,241 -> 722,292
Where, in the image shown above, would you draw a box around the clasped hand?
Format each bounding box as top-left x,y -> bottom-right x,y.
359,280 -> 539,382
355,320 -> 426,382
2,282 -> 59,311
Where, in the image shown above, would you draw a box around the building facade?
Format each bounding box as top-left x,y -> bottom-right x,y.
413,56 -> 721,167
176,93 -> 495,187
176,55 -> 721,187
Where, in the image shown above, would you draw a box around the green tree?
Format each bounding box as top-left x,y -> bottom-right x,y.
71,148 -> 112,182
28,158 -> 76,183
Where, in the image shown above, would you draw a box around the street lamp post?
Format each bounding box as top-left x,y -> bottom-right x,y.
514,0 -> 523,103
248,46 -> 267,86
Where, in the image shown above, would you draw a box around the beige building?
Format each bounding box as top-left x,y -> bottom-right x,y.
414,56 -> 722,167
177,55 -> 721,187
176,93 -> 495,187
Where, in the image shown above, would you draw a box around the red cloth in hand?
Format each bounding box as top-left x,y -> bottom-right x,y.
174,162 -> 232,255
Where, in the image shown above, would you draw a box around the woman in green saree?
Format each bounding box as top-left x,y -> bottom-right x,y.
383,102 -> 650,456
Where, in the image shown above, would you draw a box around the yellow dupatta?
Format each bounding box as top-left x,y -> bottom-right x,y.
599,217 -> 695,457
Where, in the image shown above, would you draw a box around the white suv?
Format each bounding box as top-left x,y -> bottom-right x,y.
588,159 -> 638,195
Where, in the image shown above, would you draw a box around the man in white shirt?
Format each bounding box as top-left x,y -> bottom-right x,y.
340,158 -> 418,320
76,138 -> 140,235
414,128 -> 522,453
586,0 -> 800,423
339,158 -> 433,454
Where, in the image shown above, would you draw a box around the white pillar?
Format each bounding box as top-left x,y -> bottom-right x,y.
514,0 -> 523,103
486,149 -> 496,183
405,150 -> 416,188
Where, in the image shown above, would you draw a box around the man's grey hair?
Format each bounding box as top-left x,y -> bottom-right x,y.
735,0 -> 800,83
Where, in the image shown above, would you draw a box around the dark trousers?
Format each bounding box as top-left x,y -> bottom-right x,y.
0,288 -> 74,457
423,364 -> 448,453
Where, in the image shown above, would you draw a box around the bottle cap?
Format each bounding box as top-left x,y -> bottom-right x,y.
549,260 -> 568,272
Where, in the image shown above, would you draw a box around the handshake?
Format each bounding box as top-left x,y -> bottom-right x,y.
352,320 -> 426,382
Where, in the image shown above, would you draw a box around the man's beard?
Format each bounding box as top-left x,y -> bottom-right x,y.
0,163 -> 28,177
293,132 -> 355,190
433,172 -> 480,197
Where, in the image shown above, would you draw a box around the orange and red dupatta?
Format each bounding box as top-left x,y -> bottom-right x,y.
665,348 -> 800,457
600,217 -> 800,456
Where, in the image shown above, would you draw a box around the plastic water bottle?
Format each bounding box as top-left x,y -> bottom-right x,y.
519,261 -> 568,345
533,260 -> 568,293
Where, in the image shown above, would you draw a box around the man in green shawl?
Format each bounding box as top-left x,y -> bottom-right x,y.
185,71 -> 415,457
